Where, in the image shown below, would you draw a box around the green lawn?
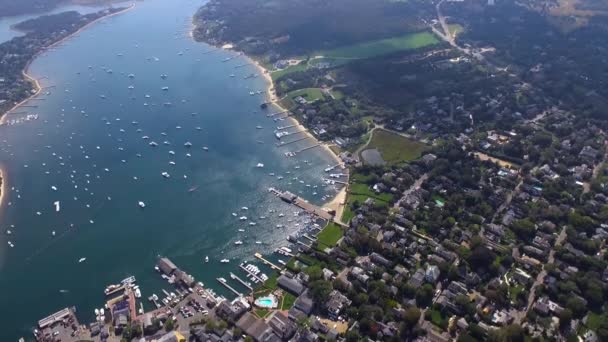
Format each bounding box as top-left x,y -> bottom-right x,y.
321,31 -> 439,59
282,87 -> 325,108
350,183 -> 393,202
271,63 -> 308,80
341,205 -> 355,223
316,222 -> 344,248
281,293 -> 297,310
367,129 -> 428,164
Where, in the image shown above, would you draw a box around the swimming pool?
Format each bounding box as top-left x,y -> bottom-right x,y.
254,295 -> 278,309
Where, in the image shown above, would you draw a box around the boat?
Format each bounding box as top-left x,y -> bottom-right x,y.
220,259 -> 230,263
232,213 -> 237,217
242,207 -> 249,210
239,216 -> 247,221
203,147 -> 209,151
238,229 -> 245,232
256,163 -> 264,168
138,201 -> 146,208
234,241 -> 243,245
184,142 -> 192,147
161,172 -> 170,178
256,125 -> 263,129
205,256 -> 209,263
78,257 -> 87,263
134,288 -> 142,298
104,284 -> 121,296
255,241 -> 262,245
161,86 -> 169,91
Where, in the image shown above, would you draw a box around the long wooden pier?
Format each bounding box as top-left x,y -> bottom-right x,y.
268,187 -> 334,220
230,272 -> 253,291
216,278 -> 242,297
254,253 -> 282,271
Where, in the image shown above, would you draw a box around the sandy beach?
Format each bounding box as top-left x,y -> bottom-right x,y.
0,4 -> 136,125
249,58 -> 348,215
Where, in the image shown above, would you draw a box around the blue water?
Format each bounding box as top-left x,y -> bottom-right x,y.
0,0 -> 338,339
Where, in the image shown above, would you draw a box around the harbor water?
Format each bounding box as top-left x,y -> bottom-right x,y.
0,0 -> 338,339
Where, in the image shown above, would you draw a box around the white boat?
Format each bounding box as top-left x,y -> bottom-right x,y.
232,213 -> 237,217
184,142 -> 192,147
220,259 -> 230,263
203,147 -> 209,151
255,241 -> 262,244
256,163 -> 264,168
161,172 -> 170,178
238,229 -> 245,232
239,216 -> 247,221
95,309 -> 100,316
54,201 -> 60,212
134,288 -> 142,298
234,241 -> 243,245
241,207 -> 248,210
205,256 -> 209,263
138,201 -> 146,208
78,257 -> 87,263
161,86 -> 169,91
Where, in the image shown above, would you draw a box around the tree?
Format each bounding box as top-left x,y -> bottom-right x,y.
558,308 -> 572,330
488,324 -> 524,342
566,297 -> 587,318
415,284 -> 434,307
403,306 -> 421,330
164,318 -> 175,332
310,279 -> 332,305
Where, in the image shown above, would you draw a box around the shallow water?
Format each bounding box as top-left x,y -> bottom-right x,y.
0,0 -> 338,339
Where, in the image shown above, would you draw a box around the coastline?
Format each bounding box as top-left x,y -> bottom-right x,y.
0,4 -> 136,125
247,57 -> 348,215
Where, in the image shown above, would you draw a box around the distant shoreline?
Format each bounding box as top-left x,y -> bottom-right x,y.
0,4 -> 135,125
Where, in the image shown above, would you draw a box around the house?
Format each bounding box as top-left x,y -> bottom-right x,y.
277,275 -> 305,295
425,265 -> 441,283
326,290 -> 351,319
268,311 -> 297,340
408,268 -> 425,288
236,312 -> 280,342
294,290 -> 314,315
155,331 -> 187,342
216,297 -> 249,323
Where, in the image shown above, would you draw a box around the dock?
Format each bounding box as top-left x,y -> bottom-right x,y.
266,110 -> 289,117
230,272 -> 253,291
239,263 -> 265,283
295,143 -> 321,154
105,285 -> 126,297
323,177 -> 348,185
268,187 -> 334,221
254,252 -> 282,271
216,278 -> 242,297
277,124 -> 296,130
276,136 -> 313,147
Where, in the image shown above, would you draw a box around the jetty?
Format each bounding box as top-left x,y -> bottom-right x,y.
276,124 -> 296,130
216,277 -> 242,297
276,136 -> 313,147
295,143 -> 321,154
254,252 -> 282,271
230,272 -> 253,291
266,110 -> 289,117
268,187 -> 334,220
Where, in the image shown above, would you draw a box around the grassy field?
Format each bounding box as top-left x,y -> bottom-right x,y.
271,63 -> 308,80
281,87 -> 325,109
271,31 -> 440,80
316,222 -> 344,249
368,129 -> 428,164
321,31 -> 439,59
448,24 -> 464,37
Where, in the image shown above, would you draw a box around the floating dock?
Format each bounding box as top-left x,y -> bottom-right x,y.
239,263 -> 265,283
266,110 -> 289,117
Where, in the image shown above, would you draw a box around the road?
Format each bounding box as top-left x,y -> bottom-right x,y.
513,226 -> 567,324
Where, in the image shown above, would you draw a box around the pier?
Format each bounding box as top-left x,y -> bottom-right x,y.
273,114 -> 291,121
216,278 -> 242,297
323,177 -> 348,185
239,263 -> 265,283
276,136 -> 313,147
235,63 -> 252,68
266,110 -> 289,117
254,252 -> 282,271
268,187 -> 334,220
295,143 -> 321,154
277,124 -> 296,130
230,272 -> 253,291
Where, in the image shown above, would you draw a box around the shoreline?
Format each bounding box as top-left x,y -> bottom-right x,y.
247,57 -> 348,216
0,4 -> 136,125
